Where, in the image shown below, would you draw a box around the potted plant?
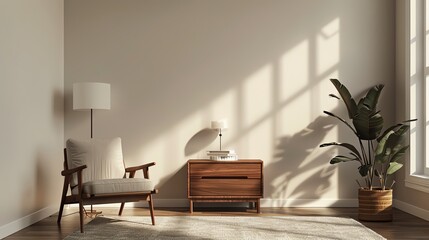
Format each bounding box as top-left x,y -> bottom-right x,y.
320,79 -> 415,221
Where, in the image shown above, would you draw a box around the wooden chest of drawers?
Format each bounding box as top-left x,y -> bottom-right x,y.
187,159 -> 263,213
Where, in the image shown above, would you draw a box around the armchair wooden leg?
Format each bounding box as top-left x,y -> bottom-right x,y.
76,169 -> 85,233
79,201 -> 84,233
148,194 -> 155,225
119,202 -> 125,216
57,201 -> 65,224
57,176 -> 70,224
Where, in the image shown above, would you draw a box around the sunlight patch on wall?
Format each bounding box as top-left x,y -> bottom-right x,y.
317,18 -> 339,76
242,64 -> 273,128
278,91 -> 311,136
240,119 -> 273,161
279,40 -> 309,103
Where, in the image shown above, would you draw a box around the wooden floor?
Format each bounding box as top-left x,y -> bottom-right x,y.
4,207 -> 429,239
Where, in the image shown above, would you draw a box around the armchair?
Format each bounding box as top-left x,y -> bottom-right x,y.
57,137 -> 158,233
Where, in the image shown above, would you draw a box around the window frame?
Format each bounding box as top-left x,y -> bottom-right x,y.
404,0 -> 429,193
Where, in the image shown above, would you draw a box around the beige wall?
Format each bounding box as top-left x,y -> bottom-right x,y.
0,0 -> 64,237
65,0 -> 395,206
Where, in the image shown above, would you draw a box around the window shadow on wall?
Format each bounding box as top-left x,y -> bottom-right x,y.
265,116 -> 336,206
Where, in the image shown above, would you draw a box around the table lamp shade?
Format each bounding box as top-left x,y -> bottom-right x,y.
73,82 -> 111,110
211,119 -> 228,129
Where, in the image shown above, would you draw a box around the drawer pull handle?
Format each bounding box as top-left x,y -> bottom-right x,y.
201,176 -> 248,179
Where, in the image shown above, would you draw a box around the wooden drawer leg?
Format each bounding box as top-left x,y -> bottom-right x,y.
189,200 -> 194,214
256,199 -> 261,213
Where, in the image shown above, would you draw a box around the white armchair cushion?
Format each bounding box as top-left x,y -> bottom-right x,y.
71,178 -> 154,195
66,138 -> 125,188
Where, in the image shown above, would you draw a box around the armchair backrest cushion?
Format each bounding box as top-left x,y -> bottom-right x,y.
66,137 -> 125,188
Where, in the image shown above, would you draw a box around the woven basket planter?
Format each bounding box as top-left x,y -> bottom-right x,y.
358,188 -> 393,222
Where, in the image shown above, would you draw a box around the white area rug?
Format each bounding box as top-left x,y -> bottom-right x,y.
65,216 -> 385,240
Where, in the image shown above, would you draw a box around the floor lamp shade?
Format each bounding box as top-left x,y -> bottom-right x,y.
73,82 -> 111,139
73,82 -> 111,110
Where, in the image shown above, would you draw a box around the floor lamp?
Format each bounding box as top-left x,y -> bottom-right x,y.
73,82 -> 110,217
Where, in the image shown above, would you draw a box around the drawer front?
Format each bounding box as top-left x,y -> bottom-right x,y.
189,163 -> 261,179
190,179 -> 262,196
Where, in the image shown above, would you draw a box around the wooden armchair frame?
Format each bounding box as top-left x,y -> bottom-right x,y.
57,149 -> 158,233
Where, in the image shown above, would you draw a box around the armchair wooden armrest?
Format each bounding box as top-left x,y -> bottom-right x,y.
125,162 -> 156,172
125,162 -> 156,179
61,165 -> 87,176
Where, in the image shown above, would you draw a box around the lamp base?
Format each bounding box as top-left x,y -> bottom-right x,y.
83,206 -> 102,218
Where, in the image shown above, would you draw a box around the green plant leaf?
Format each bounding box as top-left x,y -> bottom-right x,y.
349,152 -> 361,162
395,124 -> 410,136
377,120 -> 416,142
352,107 -> 384,140
387,162 -> 403,175
323,111 -> 358,136
330,79 -> 358,119
319,142 -> 338,147
377,123 -> 403,142
329,155 -> 358,164
375,130 -> 395,163
319,142 -> 362,160
383,125 -> 409,157
403,118 -> 418,123
390,145 -> 409,163
357,84 -> 384,114
329,94 -> 340,99
358,164 -> 372,177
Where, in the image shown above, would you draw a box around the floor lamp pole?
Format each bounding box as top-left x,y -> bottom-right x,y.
90,109 -> 93,139
89,108 -> 97,215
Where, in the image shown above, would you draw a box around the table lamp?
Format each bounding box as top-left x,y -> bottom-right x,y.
211,119 -> 228,151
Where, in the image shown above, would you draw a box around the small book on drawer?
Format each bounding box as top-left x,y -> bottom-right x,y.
207,150 -> 235,155
209,154 -> 238,161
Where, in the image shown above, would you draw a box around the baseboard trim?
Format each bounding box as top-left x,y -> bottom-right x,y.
260,198 -> 358,207
394,199 -> 429,221
0,205 -> 57,239
132,199 -> 189,208
130,198 -> 358,208
63,198 -> 360,209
